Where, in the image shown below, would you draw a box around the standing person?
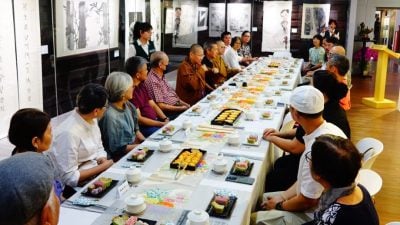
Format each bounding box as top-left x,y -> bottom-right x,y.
176,44 -> 214,106
99,72 -> 145,161
51,84 -> 113,187
125,56 -> 169,137
144,51 -> 190,120
202,40 -> 225,88
239,31 -> 257,66
302,34 -> 325,76
321,19 -> 340,40
128,22 -> 156,62
223,36 -> 243,70
0,152 -> 60,225
374,14 -> 381,43
303,135 -> 379,225
251,86 -> 346,225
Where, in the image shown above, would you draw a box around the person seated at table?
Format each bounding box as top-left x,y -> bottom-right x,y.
144,51 -> 190,120
99,72 -> 145,161
326,54 -> 351,110
252,86 -> 346,225
221,31 -> 232,50
215,40 -> 241,79
223,36 -> 243,70
128,22 -> 156,62
239,31 -> 258,66
202,40 -> 225,88
125,56 -> 169,137
263,74 -> 350,192
305,38 -> 339,77
9,108 -> 64,199
51,84 -> 113,187
176,44 -> 214,106
303,135 -> 379,225
0,152 -> 60,225
8,108 -> 52,155
302,34 -> 325,76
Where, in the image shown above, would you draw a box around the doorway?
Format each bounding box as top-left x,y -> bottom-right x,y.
375,8 -> 400,52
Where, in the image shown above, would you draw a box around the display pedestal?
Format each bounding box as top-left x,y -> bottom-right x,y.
361,44 -> 400,108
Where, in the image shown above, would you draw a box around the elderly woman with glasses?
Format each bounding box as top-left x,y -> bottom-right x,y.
99,72 -> 145,161
303,134 -> 378,225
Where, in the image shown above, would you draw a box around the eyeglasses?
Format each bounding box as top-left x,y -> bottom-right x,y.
234,42 -> 241,45
305,151 -> 312,163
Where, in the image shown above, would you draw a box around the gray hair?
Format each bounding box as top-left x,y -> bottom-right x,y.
104,71 -> 133,102
150,51 -> 168,68
328,54 -> 349,76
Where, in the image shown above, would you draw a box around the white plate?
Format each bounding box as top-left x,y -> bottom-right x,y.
160,125 -> 181,136
260,112 -> 274,120
242,135 -> 261,146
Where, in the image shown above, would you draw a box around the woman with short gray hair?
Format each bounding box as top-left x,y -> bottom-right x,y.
99,72 -> 145,161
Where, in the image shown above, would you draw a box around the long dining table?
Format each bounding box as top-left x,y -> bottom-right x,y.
58,56 -> 303,225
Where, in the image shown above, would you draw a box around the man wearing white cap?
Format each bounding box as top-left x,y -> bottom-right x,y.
251,86 -> 347,225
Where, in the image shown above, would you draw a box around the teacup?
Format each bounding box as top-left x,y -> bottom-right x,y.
213,154 -> 227,173
182,120 -> 193,129
186,210 -> 209,225
126,166 -> 141,183
245,111 -> 256,121
125,194 -> 146,214
159,139 -> 173,152
227,133 -> 240,146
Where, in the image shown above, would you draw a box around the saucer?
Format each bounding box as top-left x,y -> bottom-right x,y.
212,169 -> 227,175
126,203 -> 146,215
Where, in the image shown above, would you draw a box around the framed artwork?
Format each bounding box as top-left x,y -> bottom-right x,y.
301,3 -> 330,39
197,7 -> 208,31
0,0 -> 19,138
227,3 -> 251,37
173,1 -> 198,48
55,0 -> 120,57
165,8 -> 174,34
262,1 -> 292,52
209,3 -> 225,37
150,0 -> 161,50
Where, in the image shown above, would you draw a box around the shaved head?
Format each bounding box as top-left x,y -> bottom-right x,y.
330,46 -> 346,56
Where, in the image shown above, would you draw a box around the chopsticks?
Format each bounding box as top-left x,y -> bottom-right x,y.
196,124 -> 235,133
174,163 -> 188,180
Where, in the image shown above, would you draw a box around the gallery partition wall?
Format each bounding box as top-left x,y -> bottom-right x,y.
0,0 -> 349,134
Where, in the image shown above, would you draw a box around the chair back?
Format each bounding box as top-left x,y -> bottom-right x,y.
356,168 -> 383,196
356,137 -> 384,169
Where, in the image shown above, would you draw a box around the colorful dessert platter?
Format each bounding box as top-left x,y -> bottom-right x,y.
247,135 -> 258,144
268,62 -> 280,68
210,195 -> 230,215
129,147 -> 153,162
261,111 -> 272,119
161,125 -> 175,135
265,99 -> 274,105
231,159 -> 253,176
112,215 -> 153,225
211,109 -> 242,126
170,148 -> 205,170
83,177 -> 115,197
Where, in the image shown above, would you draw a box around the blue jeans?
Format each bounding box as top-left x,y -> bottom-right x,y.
140,126 -> 160,137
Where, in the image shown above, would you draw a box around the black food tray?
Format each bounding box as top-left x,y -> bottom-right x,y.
170,148 -> 207,171
229,161 -> 254,176
205,195 -> 237,218
211,109 -> 242,126
110,216 -> 156,225
127,149 -> 154,162
81,179 -> 118,198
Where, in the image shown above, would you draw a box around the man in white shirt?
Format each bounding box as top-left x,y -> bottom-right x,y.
251,86 -> 347,225
50,84 -> 113,187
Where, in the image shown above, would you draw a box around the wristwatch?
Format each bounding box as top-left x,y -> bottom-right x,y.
162,117 -> 169,122
275,201 -> 285,211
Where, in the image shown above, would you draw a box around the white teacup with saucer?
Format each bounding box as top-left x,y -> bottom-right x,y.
186,210 -> 210,225
212,153 -> 227,174
159,139 -> 173,152
125,194 -> 146,215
